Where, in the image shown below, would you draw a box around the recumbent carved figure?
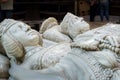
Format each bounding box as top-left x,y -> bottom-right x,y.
0,14 -> 120,80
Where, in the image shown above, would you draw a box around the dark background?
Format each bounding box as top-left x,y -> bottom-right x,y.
13,0 -> 120,20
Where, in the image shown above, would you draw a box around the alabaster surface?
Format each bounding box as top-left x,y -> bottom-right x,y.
39,17 -> 58,34
8,23 -> 120,80
0,19 -> 71,70
0,19 -> 43,62
40,12 -> 90,44
0,54 -> 9,78
40,16 -> 72,43
42,25 -> 72,43
1,16 -> 120,80
42,39 -> 58,48
21,43 -> 71,69
60,12 -> 90,39
73,23 -> 120,52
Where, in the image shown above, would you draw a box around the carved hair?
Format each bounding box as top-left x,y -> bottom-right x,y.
0,19 -> 24,61
1,31 -> 25,62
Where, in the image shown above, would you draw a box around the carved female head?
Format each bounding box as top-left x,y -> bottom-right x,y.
0,19 -> 43,61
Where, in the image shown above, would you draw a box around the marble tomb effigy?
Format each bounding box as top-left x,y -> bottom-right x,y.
0,12 -> 120,80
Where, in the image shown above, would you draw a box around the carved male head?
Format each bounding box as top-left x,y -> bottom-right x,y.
60,12 -> 90,39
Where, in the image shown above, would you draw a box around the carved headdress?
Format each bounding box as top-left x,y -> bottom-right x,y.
0,19 -> 19,38
0,19 -> 25,62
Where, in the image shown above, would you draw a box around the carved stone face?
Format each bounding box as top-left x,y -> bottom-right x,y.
60,12 -> 90,39
70,16 -> 89,28
8,22 -> 40,47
